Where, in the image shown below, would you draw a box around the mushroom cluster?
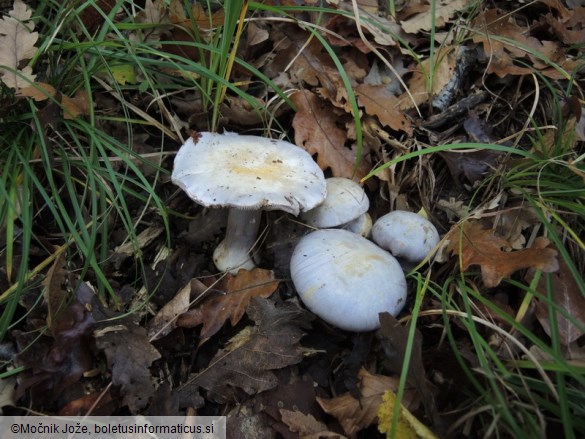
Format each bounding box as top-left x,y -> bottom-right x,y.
172,132 -> 441,332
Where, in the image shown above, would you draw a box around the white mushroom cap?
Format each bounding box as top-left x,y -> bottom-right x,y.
372,211 -> 440,268
172,132 -> 326,214
343,212 -> 372,237
301,178 -> 369,228
172,132 -> 326,273
290,229 -> 407,332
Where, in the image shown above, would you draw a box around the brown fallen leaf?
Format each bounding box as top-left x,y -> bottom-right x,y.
42,252 -> 71,333
17,82 -> 57,101
400,0 -> 471,34
532,260 -> 585,346
323,13 -> 398,52
62,89 -> 91,120
446,220 -> 559,287
185,298 -> 312,403
255,374 -> 324,438
147,278 -> 194,340
280,409 -> 346,439
471,8 -> 579,79
291,89 -> 371,179
169,0 -> 225,30
398,47 -> 457,110
437,147 -> 502,184
130,0 -> 171,45
57,390 -> 113,416
377,312 -> 438,427
94,319 -> 161,412
14,282 -> 96,406
163,0 -> 225,63
355,84 -> 412,134
317,368 -> 416,437
176,268 -> 279,343
265,26 -> 336,88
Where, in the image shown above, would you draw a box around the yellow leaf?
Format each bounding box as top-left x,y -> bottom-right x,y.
96,64 -> 137,85
111,64 -> 137,85
377,390 -> 438,439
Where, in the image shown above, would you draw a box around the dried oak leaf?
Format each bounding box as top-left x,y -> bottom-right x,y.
280,409 -> 346,439
176,268 -> 279,342
446,220 -> 559,287
0,0 -> 38,89
17,82 -> 56,101
317,368 -> 415,438
471,8 -> 579,79
94,319 -> 161,412
265,27 -> 335,88
186,298 -> 312,404
532,260 -> 585,346
355,84 -> 412,134
400,0 -> 471,34
291,89 -> 370,179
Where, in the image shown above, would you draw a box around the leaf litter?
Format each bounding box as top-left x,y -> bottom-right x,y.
2,0 -> 584,437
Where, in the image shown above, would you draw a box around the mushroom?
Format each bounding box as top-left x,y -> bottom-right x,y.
344,212 -> 373,237
371,211 -> 440,270
301,177 -> 371,236
290,229 -> 407,331
172,132 -> 326,273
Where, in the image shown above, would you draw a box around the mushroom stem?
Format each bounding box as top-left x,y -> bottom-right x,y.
213,209 -> 261,273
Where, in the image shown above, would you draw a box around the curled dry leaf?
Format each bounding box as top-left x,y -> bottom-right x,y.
532,260 -> 585,347
147,278 -> 195,341
317,368 -> 416,437
280,409 -> 345,439
62,89 -> 91,120
176,268 -> 279,343
42,252 -> 72,333
446,220 -> 559,287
